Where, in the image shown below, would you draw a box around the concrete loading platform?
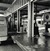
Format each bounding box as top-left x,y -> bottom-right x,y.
0,0 -> 50,51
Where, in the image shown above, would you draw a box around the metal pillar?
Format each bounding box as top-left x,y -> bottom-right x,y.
27,2 -> 32,38
27,1 -> 32,45
17,10 -> 20,32
32,1 -> 34,37
27,1 -> 34,38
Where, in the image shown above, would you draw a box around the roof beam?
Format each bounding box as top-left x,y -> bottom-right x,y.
37,0 -> 50,2
0,3 -> 11,7
7,0 -> 16,11
0,10 -> 5,13
0,10 -> 5,14
12,0 -> 16,5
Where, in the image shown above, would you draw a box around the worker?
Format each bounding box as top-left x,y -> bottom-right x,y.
34,20 -> 40,37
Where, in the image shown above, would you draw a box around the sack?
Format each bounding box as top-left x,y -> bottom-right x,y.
38,36 -> 45,46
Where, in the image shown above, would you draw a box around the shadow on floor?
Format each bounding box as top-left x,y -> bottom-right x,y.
0,36 -> 14,45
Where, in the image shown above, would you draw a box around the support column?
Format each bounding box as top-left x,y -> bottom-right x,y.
27,2 -> 32,42
31,1 -> 34,44
32,1 -> 34,37
17,10 -> 20,32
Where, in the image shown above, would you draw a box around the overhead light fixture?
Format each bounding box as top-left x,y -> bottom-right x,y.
0,14 -> 4,16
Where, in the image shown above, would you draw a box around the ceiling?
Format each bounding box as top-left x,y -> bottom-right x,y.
34,0 -> 50,12
0,0 -> 15,14
0,0 -> 50,15
0,0 -> 14,4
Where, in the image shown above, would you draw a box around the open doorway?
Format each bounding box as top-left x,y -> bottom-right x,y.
17,5 -> 28,34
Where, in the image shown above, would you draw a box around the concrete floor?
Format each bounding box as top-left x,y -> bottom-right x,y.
0,44 -> 22,51
32,34 -> 50,51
